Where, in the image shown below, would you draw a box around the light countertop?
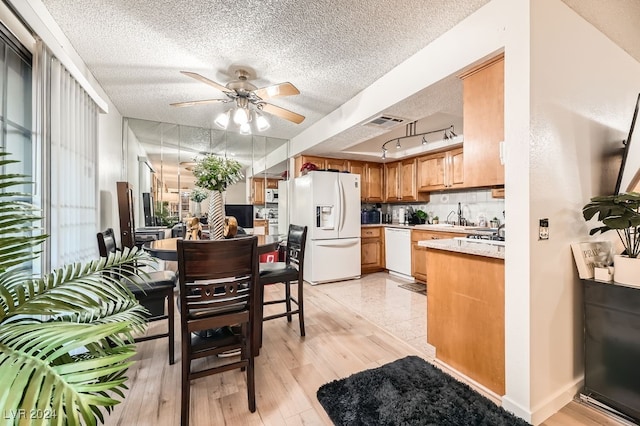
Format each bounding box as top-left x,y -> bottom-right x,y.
418,238 -> 505,260
361,223 -> 494,235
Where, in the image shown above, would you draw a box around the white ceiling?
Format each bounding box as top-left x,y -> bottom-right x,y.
37,0 -> 640,179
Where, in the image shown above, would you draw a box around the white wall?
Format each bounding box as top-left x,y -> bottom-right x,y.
97,101 -> 124,244
525,1 -> 640,422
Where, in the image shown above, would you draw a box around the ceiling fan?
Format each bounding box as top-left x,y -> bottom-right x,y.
170,69 -> 305,127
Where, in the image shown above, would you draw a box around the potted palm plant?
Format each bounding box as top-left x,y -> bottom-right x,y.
0,151 -> 151,424
192,154 -> 244,240
583,192 -> 640,286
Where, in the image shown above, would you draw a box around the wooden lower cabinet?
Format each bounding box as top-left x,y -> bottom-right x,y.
426,249 -> 505,395
361,226 -> 385,273
411,230 -> 460,282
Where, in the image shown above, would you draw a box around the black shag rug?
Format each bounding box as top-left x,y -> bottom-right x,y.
317,356 -> 530,426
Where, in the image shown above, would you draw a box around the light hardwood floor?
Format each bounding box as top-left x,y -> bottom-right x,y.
103,273 -> 626,426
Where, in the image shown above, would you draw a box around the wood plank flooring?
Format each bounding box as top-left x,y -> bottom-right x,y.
103,273 -> 625,426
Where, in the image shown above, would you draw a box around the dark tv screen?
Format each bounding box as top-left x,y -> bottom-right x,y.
224,204 -> 254,229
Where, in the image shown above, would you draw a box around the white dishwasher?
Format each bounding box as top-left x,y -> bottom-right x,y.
384,227 -> 413,280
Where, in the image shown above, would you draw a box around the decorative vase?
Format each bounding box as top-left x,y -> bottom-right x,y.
613,254 -> 640,288
208,190 -> 225,240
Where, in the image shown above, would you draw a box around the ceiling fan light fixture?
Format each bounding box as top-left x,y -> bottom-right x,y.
214,110 -> 230,129
233,107 -> 249,125
239,122 -> 251,135
255,112 -> 270,131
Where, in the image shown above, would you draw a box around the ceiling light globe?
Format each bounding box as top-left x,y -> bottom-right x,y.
214,111 -> 230,129
239,122 -> 251,135
256,114 -> 270,131
233,107 -> 249,125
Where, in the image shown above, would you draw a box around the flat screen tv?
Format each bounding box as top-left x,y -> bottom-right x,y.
224,204 -> 254,229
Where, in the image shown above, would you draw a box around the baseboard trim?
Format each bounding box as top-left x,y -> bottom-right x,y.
387,270 -> 415,282
501,378 -> 583,425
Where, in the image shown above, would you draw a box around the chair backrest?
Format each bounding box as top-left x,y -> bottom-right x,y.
97,228 -> 118,257
177,237 -> 259,328
285,225 -> 308,272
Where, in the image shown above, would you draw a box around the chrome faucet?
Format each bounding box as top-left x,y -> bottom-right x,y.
446,210 -> 457,225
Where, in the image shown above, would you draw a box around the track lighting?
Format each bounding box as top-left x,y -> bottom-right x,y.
380,125 -> 458,158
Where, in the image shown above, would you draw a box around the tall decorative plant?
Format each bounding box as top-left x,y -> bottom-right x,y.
0,151 -> 150,424
582,192 -> 640,258
192,154 -> 244,239
583,192 -> 640,286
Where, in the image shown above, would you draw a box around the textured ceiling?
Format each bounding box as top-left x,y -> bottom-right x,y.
38,0 -> 640,182
39,0 -> 489,140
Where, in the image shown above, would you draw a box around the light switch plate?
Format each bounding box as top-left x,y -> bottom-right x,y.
539,218 -> 549,240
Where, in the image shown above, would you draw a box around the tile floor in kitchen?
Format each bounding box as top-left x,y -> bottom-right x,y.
312,272 -> 436,359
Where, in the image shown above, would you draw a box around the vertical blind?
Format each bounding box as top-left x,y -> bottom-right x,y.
48,57 -> 98,267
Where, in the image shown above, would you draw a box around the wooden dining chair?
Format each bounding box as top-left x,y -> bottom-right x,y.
96,228 -> 177,364
258,225 -> 308,341
176,236 -> 259,426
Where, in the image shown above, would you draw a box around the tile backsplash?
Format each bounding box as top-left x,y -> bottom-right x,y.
363,188 -> 505,226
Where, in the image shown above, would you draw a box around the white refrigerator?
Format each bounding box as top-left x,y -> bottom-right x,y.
293,171 -> 361,285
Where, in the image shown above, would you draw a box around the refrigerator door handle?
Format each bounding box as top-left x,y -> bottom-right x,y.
338,178 -> 346,232
335,178 -> 342,233
314,238 -> 360,247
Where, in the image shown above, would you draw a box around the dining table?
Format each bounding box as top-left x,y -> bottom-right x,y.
143,234 -> 283,261
143,234 -> 284,356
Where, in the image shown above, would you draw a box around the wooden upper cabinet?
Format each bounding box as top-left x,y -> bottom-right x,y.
265,178 -> 279,189
460,54 -> 504,188
349,160 -> 383,202
294,155 -> 327,176
251,178 -> 265,205
367,163 -> 384,202
384,161 -> 401,201
385,159 -> 428,203
400,158 -> 418,201
417,148 -> 464,192
348,160 -> 365,177
326,158 -> 348,172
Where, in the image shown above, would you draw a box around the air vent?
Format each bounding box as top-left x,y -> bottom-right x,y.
364,114 -> 407,129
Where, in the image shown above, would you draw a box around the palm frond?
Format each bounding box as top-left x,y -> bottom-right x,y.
0,151 -> 150,424
0,248 -> 156,322
0,322 -> 136,425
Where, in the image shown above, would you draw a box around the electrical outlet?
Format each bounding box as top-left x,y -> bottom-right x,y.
539,218 -> 549,240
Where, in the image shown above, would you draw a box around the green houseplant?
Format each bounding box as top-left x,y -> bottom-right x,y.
189,186 -> 208,216
583,192 -> 640,286
192,154 -> 244,239
0,152 -> 151,425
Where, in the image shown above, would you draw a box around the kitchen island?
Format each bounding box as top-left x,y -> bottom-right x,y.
419,238 -> 505,396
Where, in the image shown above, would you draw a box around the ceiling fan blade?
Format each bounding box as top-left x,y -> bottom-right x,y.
261,103 -> 305,124
180,71 -> 229,93
170,99 -> 226,108
254,82 -> 300,100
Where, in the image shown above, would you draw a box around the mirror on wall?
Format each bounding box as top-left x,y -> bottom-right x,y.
616,93 -> 640,194
123,117 -> 289,234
